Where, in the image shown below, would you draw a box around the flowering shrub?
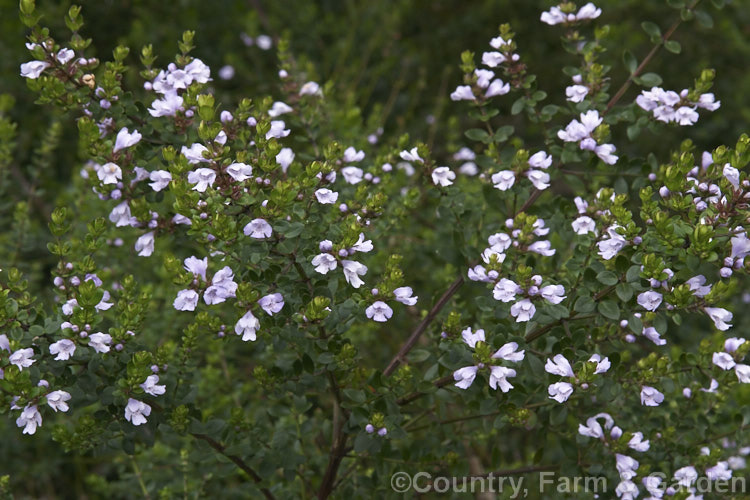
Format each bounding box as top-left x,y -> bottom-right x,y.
2,0 -> 750,498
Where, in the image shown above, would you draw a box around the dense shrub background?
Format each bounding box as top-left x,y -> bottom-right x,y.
1,0 -> 750,497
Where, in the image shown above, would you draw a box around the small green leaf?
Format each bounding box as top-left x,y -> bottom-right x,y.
511,98 -> 526,115
598,300 -> 620,320
465,128 -> 490,142
596,271 -> 619,286
664,40 -> 681,54
641,21 -> 662,39
637,73 -> 663,87
623,50 -> 637,74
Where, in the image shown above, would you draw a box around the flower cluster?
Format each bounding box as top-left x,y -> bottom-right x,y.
636,86 -> 720,126
173,256 -> 237,311
545,353 -> 609,403
312,234 -> 373,288
491,150 -> 553,191
452,328 -> 525,391
558,110 -> 618,165
540,2 -> 602,26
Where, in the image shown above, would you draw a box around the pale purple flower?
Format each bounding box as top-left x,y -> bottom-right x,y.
366,301 -> 393,322
528,240 -> 556,256
489,366 -> 516,392
204,266 -> 237,305
673,466 -> 698,488
545,354 -> 574,377
393,287 -> 418,306
637,291 -> 663,311
9,348 -> 35,369
49,339 -> 76,361
88,332 -> 112,354
399,147 -> 423,163
181,143 -> 210,164
492,170 -> 516,190
341,166 -> 364,184
16,405 -> 42,434
485,79 -> 510,98
235,310 -> 260,341
548,382 -> 574,403
140,375 -> 166,396
566,85 -> 589,103
588,354 -> 611,374
98,162 -> 122,185
244,218 -> 273,238
276,148 -> 295,172
113,127 -> 142,153
431,166 -> 456,186
266,120 -> 290,139
20,60 -> 49,79
124,398 -> 151,426
258,293 -> 284,315
481,51 -> 506,67
527,170 -> 550,190
461,327 -> 486,348
315,188 -> 339,204
312,253 -> 337,274
342,260 -> 367,288
450,85 -> 475,101
148,170 -> 172,191
453,366 -> 479,389
268,101 -> 293,118
572,216 -> 596,235
492,342 -> 525,362
640,386 -> 664,406
187,168 -> 216,192
226,162 -> 253,182
135,232 -> 155,257
493,278 -> 522,303
173,289 -> 199,311
705,307 -> 733,331
713,352 -> 736,370
46,391 -> 71,412
510,299 -> 536,322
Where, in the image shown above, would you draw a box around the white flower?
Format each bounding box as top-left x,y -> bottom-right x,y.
140,375 -> 166,396
184,256 -> 208,280
566,85 -> 589,103
576,2 -> 602,20
109,202 -> 136,227
184,58 -> 211,83
266,120 -> 290,139
489,366 -> 517,392
546,354 -> 574,377
528,151 -> 553,169
49,339 -> 76,361
343,146 -> 365,163
315,188 -> 339,204
731,233 -> 750,260
88,332 -> 112,354
491,170 -> 516,190
674,466 -> 698,488
366,301 -> 393,322
300,81 -> 322,96
597,225 -> 627,260
276,148 -> 295,172
705,307 -> 733,331
548,382 -> 574,403
485,79 -> 510,97
675,106 -> 699,126
541,284 -> 566,304
351,233 -> 374,253
725,337 -> 745,352
697,93 -> 720,111
642,327 -> 666,346
706,461 -> 732,481
723,163 -> 740,189
527,170 -> 550,190
713,352 -> 736,370
399,147 -> 424,163
453,366 -> 479,389
474,69 -> 495,88
226,162 -> 253,181
572,216 -> 596,235
174,289 -> 199,311
341,166 -> 364,184
181,143 -> 210,164
113,127 -> 142,153
16,405 -> 42,434
640,386 -> 664,406
312,253 -> 337,274
431,166 -> 456,186
342,260 -> 367,288
256,35 -> 273,50
615,480 -> 639,500
148,170 -> 172,191
735,364 -> 750,383
393,287 -> 418,306
9,348 -> 35,369
258,293 -> 284,315
528,240 -> 556,256
268,101 -> 293,117
235,310 -> 260,341
98,162 -> 122,184
148,93 -> 183,117
488,232 -> 512,251
124,398 -> 151,426
493,278 -> 521,303
20,60 -> 49,79
540,6 -> 566,25
243,218 -> 273,238
588,354 -> 611,374
492,342 -> 525,362
204,266 -> 237,305
510,299 -> 536,322
468,265 -> 492,282
637,291 -> 663,311
187,168 -> 217,192
450,85 -> 475,101
135,232 -> 155,257
481,51 -> 506,67
461,327 -> 486,348
616,454 -> 640,480
686,275 -> 712,297
595,143 -> 618,164
46,391 -> 71,412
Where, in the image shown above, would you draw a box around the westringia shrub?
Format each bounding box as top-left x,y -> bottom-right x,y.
2,0 -> 749,498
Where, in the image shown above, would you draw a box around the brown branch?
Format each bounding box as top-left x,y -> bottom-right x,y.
191,433 -> 275,500
383,276 -> 465,376
317,372 -> 349,499
605,0 -> 700,114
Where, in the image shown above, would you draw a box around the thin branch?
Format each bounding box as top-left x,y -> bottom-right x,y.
384,276 -> 465,376
191,433 -> 275,500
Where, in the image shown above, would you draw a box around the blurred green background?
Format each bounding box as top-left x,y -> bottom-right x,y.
1,0 -> 749,496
